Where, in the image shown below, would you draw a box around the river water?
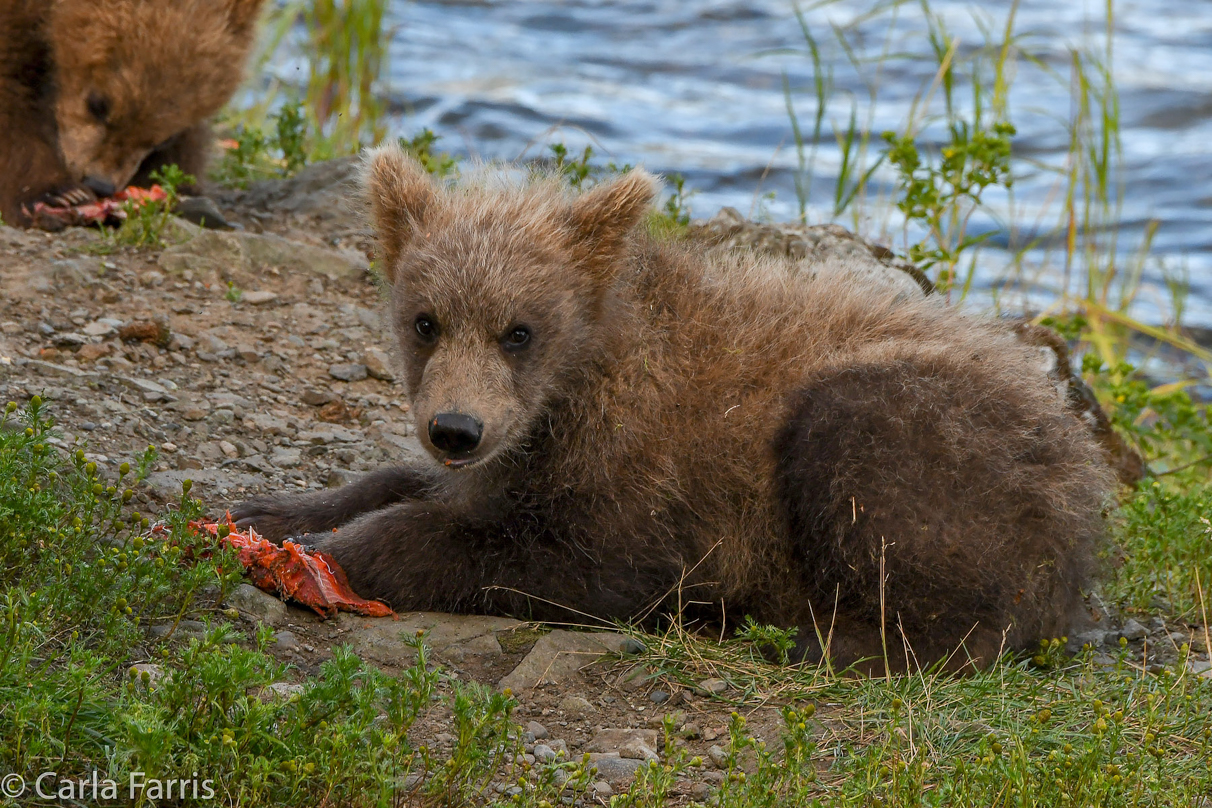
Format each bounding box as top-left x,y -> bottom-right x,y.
274,0 -> 1212,327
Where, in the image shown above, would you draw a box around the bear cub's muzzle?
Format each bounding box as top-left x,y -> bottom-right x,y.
428,412 -> 485,465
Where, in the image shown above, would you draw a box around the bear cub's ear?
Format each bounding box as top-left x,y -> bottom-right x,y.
363,143 -> 439,284
568,169 -> 659,276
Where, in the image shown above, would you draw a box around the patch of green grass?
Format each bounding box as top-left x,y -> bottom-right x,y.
624,609 -> 1212,806
1109,484 -> 1212,623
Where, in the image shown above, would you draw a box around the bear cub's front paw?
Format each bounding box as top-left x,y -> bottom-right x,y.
230,496 -> 312,544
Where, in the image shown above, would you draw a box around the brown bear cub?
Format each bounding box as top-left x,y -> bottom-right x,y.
234,144 -> 1114,673
0,0 -> 266,225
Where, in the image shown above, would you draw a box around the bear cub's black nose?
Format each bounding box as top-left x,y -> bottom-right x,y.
429,412 -> 484,454
82,176 -> 116,197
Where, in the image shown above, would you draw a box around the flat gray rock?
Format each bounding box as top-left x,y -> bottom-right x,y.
160,229 -> 366,281
335,611 -> 522,665
145,468 -> 267,500
498,629 -> 629,691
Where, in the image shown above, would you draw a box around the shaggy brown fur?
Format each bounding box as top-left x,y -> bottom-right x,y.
0,0 -> 265,225
234,145 -> 1115,674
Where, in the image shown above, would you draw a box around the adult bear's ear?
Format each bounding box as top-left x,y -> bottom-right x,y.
568,169 -> 659,279
363,143 -> 439,284
226,0 -> 268,35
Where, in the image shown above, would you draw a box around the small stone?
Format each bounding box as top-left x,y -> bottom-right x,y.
53,332 -> 88,348
302,388 -> 337,406
560,695 -> 595,718
690,782 -> 712,801
619,739 -> 659,762
648,690 -> 670,704
707,745 -> 729,769
242,290 -> 279,305
363,347 -> 395,381
328,363 -> 368,382
1065,629 -> 1108,654
697,678 -> 728,696
270,448 -> 302,469
161,442 -> 178,453
1119,619 -> 1148,642
616,663 -> 650,691
587,728 -> 658,755
621,636 -> 647,655
210,408 -> 235,425
83,320 -> 116,337
264,681 -> 304,699
174,196 -> 234,230
181,404 -> 209,421
225,583 -> 287,626
129,663 -> 165,688
326,468 -> 354,488
173,620 -> 208,639
274,630 -> 301,652
219,440 -> 239,459
526,721 -> 549,740
77,343 -> 112,361
586,754 -> 643,786
591,781 -> 613,799
533,743 -> 558,763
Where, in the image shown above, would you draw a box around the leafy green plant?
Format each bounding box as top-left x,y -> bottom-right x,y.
647,173 -> 695,238
548,143 -> 597,189
399,128 -> 459,178
883,119 -> 1015,292
110,164 -> 195,248
1083,355 -> 1212,474
275,100 -> 310,175
213,102 -> 314,188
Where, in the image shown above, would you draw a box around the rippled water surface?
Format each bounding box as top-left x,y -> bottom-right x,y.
279,0 -> 1212,324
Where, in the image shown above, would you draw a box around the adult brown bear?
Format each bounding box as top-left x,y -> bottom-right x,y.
234,144 -> 1113,674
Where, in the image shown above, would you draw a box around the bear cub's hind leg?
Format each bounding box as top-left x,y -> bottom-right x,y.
776,353 -> 1108,670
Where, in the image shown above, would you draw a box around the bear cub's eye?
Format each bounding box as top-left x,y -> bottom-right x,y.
414,315 -> 439,341
86,92 -> 110,123
502,325 -> 531,351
